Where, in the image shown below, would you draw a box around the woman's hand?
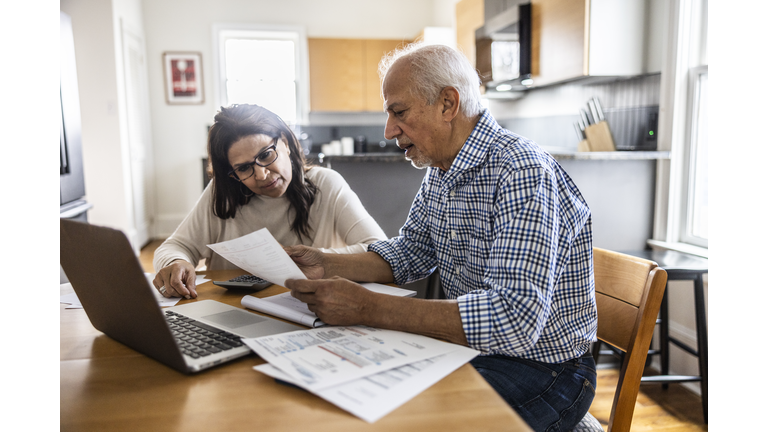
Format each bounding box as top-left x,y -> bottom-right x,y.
153,260 -> 198,299
283,245 -> 326,280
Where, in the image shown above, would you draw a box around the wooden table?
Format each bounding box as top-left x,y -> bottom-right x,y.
61,270 -> 531,431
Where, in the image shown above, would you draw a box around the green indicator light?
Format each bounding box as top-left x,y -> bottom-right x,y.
649,131 -> 654,136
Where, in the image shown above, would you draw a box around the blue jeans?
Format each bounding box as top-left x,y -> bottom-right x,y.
470,352 -> 596,432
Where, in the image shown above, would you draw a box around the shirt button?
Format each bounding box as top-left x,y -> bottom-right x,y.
455,267 -> 461,275
451,230 -> 457,239
450,190 -> 456,197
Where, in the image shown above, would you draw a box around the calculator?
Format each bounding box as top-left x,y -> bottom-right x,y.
212,274 -> 272,291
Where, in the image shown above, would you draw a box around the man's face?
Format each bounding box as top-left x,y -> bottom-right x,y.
382,61 -> 450,170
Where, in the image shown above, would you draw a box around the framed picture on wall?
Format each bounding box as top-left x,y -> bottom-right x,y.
163,52 -> 204,104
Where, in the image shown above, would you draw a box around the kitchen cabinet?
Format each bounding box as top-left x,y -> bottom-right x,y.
308,38 -> 363,112
363,39 -> 406,111
455,0 -> 484,66
308,38 -> 406,112
530,0 -> 647,87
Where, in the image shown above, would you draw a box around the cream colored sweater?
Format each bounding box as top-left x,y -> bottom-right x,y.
153,167 -> 387,271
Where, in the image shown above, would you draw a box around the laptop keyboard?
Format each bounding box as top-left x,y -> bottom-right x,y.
165,310 -> 245,359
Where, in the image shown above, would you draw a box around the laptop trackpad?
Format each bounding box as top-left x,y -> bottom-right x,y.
202,310 -> 267,329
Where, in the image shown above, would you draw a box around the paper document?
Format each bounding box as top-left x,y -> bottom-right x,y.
207,228 -> 305,287
241,283 -> 416,328
242,325 -> 460,391
242,292 -> 325,327
59,273 -> 208,308
359,283 -> 418,298
254,346 -> 479,423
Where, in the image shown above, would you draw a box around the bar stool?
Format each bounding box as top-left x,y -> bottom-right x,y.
600,249 -> 708,423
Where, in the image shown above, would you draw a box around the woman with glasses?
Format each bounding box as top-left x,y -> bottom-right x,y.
152,104 -> 386,299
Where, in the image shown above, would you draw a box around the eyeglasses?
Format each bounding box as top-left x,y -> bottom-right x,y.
228,140 -> 279,182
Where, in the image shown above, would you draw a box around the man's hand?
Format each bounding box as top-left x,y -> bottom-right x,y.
153,260 -> 197,299
286,277 -> 374,326
284,245 -> 326,280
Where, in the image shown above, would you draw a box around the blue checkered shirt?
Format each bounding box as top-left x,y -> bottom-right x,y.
370,110 -> 597,363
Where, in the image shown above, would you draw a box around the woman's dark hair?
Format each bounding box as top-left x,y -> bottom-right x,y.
207,104 -> 317,242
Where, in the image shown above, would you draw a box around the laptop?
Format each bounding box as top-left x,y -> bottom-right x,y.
60,219 -> 303,374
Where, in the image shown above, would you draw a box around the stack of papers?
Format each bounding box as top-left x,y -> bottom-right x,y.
243,325 -> 479,423
241,283 -> 416,328
209,228 -> 479,422
60,273 -> 209,308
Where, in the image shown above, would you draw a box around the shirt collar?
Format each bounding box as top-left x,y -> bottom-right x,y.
436,109 -> 502,189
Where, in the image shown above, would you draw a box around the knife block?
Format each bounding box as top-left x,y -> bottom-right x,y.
584,121 -> 616,152
577,139 -> 591,152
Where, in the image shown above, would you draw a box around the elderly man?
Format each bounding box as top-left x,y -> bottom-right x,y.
285,43 -> 597,431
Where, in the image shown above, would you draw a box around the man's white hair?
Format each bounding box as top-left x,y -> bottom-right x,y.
379,42 -> 484,118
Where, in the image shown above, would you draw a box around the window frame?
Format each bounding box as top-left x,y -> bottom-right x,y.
678,65 -> 708,247
212,23 -> 309,124
650,0 -> 708,257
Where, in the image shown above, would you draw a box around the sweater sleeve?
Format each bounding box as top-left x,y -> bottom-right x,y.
152,185 -> 218,271
314,169 -> 387,254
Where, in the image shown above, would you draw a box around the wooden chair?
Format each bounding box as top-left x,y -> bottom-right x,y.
572,248 -> 667,432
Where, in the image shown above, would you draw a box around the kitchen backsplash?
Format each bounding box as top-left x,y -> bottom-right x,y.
294,107 -> 659,154
293,73 -> 661,153
499,105 -> 659,151
293,111 -> 396,154
294,124 -> 397,154
492,73 -> 661,150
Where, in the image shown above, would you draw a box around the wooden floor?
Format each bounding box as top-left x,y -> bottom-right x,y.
590,366 -> 707,431
140,240 -> 707,431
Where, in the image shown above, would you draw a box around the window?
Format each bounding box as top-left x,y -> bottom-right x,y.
213,25 -> 309,124
652,0 -> 708,255
681,66 -> 708,246
676,0 -> 708,249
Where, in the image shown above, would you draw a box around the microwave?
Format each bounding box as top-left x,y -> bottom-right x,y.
475,2 -> 532,96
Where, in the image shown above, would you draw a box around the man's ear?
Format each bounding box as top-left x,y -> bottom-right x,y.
440,86 -> 460,122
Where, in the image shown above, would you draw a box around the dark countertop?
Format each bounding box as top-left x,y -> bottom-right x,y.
308,150 -> 670,165
618,249 -> 708,272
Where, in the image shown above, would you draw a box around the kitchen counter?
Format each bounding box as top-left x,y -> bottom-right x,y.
195,149 -> 667,258
540,149 -> 670,160
310,149 -> 664,254
309,150 -> 669,166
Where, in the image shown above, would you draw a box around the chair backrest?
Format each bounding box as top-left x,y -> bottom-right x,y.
593,248 -> 667,432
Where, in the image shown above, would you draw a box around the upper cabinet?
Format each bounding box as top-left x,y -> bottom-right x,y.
463,0 -> 655,91
530,0 -> 648,87
363,39 -> 407,111
456,0 -> 485,66
308,38 -> 407,112
308,38 -> 364,112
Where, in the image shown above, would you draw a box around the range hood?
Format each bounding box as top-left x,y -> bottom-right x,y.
475,2 -> 532,98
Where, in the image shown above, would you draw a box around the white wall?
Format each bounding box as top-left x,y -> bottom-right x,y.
61,0 -> 150,251
142,0 -> 455,236
60,1 -> 130,232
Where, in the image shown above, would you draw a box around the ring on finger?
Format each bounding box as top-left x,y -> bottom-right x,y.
159,286 -> 167,295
